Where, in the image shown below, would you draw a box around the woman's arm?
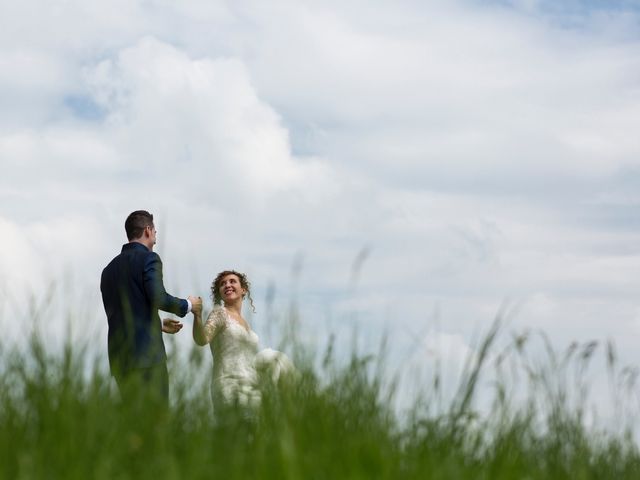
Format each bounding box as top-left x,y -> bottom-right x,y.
193,309 -> 219,346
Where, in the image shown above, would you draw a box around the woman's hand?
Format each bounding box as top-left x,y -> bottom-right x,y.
162,317 -> 184,334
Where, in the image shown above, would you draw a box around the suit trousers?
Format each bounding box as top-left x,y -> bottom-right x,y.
113,362 -> 169,409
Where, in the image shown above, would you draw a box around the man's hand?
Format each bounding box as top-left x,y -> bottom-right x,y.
162,318 -> 183,334
189,295 -> 203,315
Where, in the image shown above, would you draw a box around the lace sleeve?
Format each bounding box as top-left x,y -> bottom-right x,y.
202,306 -> 226,343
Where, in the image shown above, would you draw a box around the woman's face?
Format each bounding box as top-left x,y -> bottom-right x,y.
219,274 -> 246,303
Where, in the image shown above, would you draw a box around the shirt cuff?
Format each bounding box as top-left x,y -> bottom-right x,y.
186,298 -> 193,313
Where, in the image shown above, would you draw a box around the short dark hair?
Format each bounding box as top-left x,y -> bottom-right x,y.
125,210 -> 154,240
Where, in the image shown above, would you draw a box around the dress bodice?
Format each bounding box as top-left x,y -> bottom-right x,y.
210,314 -> 260,382
203,305 -> 295,410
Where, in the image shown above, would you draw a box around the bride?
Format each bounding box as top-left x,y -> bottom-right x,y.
192,270 -> 295,411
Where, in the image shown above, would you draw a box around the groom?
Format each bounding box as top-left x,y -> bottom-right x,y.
100,210 -> 202,406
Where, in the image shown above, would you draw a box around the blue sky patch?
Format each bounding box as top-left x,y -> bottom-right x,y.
63,95 -> 106,121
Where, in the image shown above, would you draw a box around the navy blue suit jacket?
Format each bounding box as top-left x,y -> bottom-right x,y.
100,242 -> 188,375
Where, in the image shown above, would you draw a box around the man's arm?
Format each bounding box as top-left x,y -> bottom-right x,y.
143,252 -> 189,317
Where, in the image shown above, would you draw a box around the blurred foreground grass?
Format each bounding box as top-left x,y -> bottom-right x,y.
1,318 -> 639,479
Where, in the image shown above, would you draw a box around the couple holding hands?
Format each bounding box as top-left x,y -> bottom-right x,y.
100,210 -> 294,411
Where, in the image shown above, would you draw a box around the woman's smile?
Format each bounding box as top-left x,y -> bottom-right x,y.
219,274 -> 245,300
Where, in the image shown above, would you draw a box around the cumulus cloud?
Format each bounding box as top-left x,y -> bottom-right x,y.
83,37 -> 332,204
233,0 -> 640,195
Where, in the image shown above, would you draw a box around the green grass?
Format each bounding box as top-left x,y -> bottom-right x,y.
1,317 -> 639,479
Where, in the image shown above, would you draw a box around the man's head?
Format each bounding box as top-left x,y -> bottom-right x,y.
125,210 -> 156,249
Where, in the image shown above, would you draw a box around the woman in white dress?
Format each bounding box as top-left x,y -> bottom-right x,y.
192,270 -> 294,411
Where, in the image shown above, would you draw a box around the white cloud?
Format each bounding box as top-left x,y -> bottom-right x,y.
234,1 -> 640,188
0,217 -> 40,290
82,37 -> 332,203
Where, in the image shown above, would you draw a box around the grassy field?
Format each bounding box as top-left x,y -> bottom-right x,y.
1,317 -> 639,479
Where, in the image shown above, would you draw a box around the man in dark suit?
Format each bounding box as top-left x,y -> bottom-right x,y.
100,210 -> 202,406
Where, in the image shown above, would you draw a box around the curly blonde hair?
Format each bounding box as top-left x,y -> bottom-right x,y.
211,270 -> 256,313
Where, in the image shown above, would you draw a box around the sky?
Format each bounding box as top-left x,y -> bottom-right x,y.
1,0 -> 640,418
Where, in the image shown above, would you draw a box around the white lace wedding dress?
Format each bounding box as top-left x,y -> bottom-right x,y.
203,305 -> 295,410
